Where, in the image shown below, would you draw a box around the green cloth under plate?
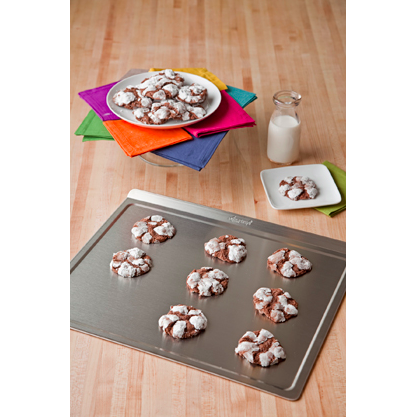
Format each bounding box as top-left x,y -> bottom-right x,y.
314,161 -> 346,217
75,109 -> 113,141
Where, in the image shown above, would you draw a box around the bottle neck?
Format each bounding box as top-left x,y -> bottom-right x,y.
274,105 -> 299,121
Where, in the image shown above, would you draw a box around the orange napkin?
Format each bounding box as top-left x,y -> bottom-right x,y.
103,120 -> 192,157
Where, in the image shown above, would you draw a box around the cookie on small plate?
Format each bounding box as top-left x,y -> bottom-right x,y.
131,215 -> 176,244
235,329 -> 286,367
253,287 -> 298,323
267,248 -> 312,278
204,235 -> 247,263
110,248 -> 152,278
158,305 -> 207,339
279,176 -> 318,201
186,267 -> 229,297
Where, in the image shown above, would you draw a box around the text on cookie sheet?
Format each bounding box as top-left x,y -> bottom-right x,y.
228,216 -> 253,226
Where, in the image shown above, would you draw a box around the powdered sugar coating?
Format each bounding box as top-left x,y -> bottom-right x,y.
253,287 -> 299,323
186,267 -> 229,297
110,248 -> 152,278
158,304 -> 207,339
177,83 -> 207,105
127,71 -> 207,125
132,215 -> 176,244
279,176 -> 319,201
204,235 -> 247,264
267,248 -> 312,278
235,329 -> 286,367
113,91 -> 136,106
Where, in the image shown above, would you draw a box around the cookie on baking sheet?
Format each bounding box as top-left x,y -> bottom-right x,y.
204,235 -> 247,263
253,287 -> 298,323
158,305 -> 207,339
110,248 -> 152,278
267,248 -> 312,278
131,215 -> 176,244
235,329 -> 286,367
279,176 -> 318,201
186,267 -> 229,297
177,83 -> 208,105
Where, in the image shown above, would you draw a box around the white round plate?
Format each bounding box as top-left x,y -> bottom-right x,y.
106,71 -> 222,129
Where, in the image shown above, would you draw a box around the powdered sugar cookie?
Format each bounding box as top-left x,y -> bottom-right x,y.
279,176 -> 318,201
253,287 -> 298,323
158,69 -> 185,85
235,329 -> 286,367
131,215 -> 176,244
158,304 -> 207,339
138,72 -> 183,99
110,248 -> 152,278
204,235 -> 247,263
187,104 -> 206,119
186,267 -> 229,297
132,107 -> 153,124
112,87 -> 140,109
177,83 -> 208,105
267,248 -> 312,278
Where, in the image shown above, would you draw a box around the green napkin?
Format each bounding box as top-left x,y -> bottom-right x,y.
314,161 -> 346,217
75,110 -> 114,141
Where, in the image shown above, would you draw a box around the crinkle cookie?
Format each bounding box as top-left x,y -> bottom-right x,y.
110,248 -> 152,278
151,101 -> 206,122
158,304 -> 207,339
132,107 -> 153,124
132,215 -> 176,244
267,248 -> 312,278
253,287 -> 298,323
138,72 -> 183,99
112,87 -> 140,109
204,235 -> 247,263
177,83 -> 208,105
187,104 -> 206,119
186,267 -> 229,297
158,69 -> 185,85
279,176 -> 318,201
235,329 -> 286,367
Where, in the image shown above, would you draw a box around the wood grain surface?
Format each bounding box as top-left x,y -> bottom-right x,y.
70,0 -> 346,415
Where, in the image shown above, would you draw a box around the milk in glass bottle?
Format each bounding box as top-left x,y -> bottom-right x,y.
267,90 -> 302,165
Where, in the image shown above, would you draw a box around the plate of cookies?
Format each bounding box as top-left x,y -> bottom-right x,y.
260,164 -> 342,210
106,69 -> 222,129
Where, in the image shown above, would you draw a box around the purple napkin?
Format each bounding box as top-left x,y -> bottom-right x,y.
78,82 -> 120,121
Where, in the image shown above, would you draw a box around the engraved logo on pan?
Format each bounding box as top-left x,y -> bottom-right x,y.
228,215 -> 253,226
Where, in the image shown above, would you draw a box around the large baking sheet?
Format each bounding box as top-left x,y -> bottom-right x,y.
70,189 -> 346,400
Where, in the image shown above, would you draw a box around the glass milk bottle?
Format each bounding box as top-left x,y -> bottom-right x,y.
267,90 -> 302,165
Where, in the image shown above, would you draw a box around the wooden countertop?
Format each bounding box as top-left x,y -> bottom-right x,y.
70,0 -> 346,415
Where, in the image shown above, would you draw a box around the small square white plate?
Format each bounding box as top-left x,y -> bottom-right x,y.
260,164 -> 341,210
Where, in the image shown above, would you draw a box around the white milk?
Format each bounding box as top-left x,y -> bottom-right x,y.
267,115 -> 301,164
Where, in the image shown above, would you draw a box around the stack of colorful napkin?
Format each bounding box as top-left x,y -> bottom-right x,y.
75,68 -> 257,170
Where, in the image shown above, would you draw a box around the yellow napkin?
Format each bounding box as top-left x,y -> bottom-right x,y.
149,68 -> 228,91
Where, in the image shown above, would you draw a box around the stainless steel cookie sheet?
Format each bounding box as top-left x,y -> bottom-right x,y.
70,189 -> 346,400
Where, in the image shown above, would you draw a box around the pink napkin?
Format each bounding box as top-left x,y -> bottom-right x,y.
184,90 -> 256,137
